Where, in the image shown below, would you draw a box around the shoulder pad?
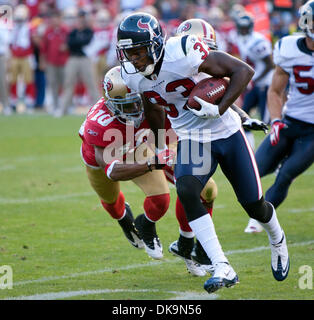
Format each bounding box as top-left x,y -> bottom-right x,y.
274,35 -> 304,65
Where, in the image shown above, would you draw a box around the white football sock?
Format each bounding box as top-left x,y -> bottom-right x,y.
189,214 -> 228,265
259,204 -> 283,244
179,228 -> 195,238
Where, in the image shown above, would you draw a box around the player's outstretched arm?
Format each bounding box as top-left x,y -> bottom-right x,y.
94,146 -> 157,181
199,51 -> 254,115
267,65 -> 289,121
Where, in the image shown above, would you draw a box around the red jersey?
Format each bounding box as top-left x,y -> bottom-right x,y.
41,25 -> 69,66
79,98 -> 176,181
79,98 -> 153,167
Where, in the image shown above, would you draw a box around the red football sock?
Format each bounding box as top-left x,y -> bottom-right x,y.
144,193 -> 170,222
100,191 -> 125,220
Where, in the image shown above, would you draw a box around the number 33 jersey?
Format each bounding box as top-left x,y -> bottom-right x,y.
122,35 -> 241,143
273,35 -> 314,124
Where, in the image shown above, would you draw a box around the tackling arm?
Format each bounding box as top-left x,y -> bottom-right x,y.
94,145 -> 157,181
199,50 -> 254,115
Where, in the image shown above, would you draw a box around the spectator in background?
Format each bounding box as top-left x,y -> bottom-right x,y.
55,9 -> 98,117
30,2 -> 50,110
0,21 -> 10,115
40,9 -> 69,114
159,0 -> 181,22
9,4 -> 36,113
83,8 -> 113,93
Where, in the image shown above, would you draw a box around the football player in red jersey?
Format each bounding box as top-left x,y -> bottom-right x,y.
79,66 -> 218,275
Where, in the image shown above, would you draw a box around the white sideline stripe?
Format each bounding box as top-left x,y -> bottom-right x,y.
0,165 -> 16,171
288,207 -> 314,214
0,153 -> 78,164
4,289 -> 219,301
0,192 -> 95,204
12,240 -> 314,288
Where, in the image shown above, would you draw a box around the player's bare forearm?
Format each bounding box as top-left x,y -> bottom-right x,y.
199,51 -> 254,115
109,163 -> 152,181
94,146 -> 153,181
143,95 -> 166,149
267,66 -> 289,121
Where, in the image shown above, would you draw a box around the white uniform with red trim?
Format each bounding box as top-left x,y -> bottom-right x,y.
273,35 -> 314,124
122,35 -> 241,143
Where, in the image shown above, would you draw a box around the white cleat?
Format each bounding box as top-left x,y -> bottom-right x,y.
244,218 -> 264,233
135,214 -> 163,260
270,231 -> 290,281
168,241 -> 206,277
204,262 -> 239,294
144,237 -> 163,260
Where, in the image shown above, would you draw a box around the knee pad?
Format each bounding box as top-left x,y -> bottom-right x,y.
241,196 -> 273,223
144,193 -> 170,222
201,178 -> 217,203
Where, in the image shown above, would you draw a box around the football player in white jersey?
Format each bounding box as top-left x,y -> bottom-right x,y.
244,0 -> 314,232
116,12 -> 290,293
169,17 -> 269,272
235,13 -> 275,152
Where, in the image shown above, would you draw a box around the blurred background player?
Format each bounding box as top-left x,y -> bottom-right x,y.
9,4 -> 36,113
0,11 -> 10,115
234,12 -> 274,151
56,9 -> 99,117
40,9 -> 69,115
244,0 -> 314,233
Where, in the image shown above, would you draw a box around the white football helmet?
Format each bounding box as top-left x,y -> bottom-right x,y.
103,66 -> 144,127
176,18 -> 218,50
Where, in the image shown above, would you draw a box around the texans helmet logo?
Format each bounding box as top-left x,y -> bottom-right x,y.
137,19 -> 157,37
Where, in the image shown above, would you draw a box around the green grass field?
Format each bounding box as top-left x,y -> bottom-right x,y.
0,114 -> 313,300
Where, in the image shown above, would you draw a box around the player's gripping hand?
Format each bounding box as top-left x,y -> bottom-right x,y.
242,118 -> 269,134
154,146 -> 176,169
270,119 -> 288,146
187,96 -> 220,119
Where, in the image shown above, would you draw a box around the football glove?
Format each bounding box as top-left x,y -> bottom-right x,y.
187,96 -> 220,119
154,146 -> 176,169
242,118 -> 269,134
270,119 -> 288,146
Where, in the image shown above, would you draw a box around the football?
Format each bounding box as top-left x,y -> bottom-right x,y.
188,77 -> 229,110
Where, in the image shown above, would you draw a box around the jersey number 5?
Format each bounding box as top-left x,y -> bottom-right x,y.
293,66 -> 314,95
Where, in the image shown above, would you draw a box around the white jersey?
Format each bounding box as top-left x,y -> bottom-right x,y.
274,35 -> 314,124
122,35 -> 241,142
236,31 -> 273,87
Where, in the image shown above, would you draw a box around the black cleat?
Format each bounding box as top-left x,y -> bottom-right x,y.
118,203 -> 144,249
191,240 -> 215,275
169,237 -> 207,276
134,214 -> 163,259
